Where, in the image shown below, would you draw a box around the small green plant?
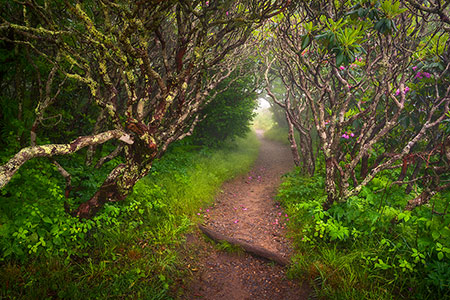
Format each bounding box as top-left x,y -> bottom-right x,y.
216,241 -> 244,255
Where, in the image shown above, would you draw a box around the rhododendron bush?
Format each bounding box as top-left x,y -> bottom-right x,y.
264,0 -> 450,210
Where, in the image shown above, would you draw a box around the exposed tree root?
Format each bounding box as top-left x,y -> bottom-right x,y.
198,224 -> 290,266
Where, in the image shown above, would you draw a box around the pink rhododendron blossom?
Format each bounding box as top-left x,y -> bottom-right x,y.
339,66 -> 346,70
415,72 -> 423,79
350,133 -> 355,137
412,66 -> 417,71
226,11 -> 229,16
423,72 -> 431,78
342,134 -> 350,139
395,86 -> 410,96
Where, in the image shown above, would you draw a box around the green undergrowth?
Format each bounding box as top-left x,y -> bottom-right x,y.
278,168 -> 450,300
0,132 -> 260,299
263,124 -> 303,148
215,241 -> 244,255
263,125 -> 290,145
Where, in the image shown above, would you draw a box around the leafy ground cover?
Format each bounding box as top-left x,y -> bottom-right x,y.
278,168 -> 450,300
0,133 -> 259,299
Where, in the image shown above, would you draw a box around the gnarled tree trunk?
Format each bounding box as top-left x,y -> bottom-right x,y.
286,111 -> 301,167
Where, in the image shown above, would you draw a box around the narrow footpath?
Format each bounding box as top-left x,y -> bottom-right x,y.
178,130 -> 311,299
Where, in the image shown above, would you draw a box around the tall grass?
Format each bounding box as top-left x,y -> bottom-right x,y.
0,132 -> 260,299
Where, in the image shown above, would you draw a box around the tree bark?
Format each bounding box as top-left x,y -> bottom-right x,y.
0,130 -> 130,189
286,111 -> 301,167
71,140 -> 155,218
360,154 -> 369,179
323,156 -> 338,210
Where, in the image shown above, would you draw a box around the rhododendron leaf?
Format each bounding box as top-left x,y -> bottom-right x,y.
301,34 -> 310,50
336,52 -> 344,66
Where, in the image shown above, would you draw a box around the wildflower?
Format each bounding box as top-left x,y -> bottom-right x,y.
342,133 -> 350,139
339,66 -> 346,70
350,132 -> 355,137
412,66 -> 417,71
415,72 -> 423,79
423,72 -> 431,78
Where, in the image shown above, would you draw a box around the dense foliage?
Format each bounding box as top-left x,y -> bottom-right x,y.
1,0 -> 450,299
191,71 -> 258,147
277,167 -> 450,299
0,133 -> 259,298
264,0 -> 450,209
256,1 -> 450,299
0,0 -> 287,218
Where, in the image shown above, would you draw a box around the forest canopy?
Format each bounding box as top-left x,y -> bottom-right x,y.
0,0 -> 287,218
1,1 -> 450,299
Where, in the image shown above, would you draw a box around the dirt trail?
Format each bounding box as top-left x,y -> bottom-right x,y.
179,130 -> 310,299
